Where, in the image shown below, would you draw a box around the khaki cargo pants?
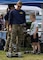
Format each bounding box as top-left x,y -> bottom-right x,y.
5,24 -> 25,52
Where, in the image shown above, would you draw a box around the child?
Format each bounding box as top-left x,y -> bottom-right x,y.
30,13 -> 40,54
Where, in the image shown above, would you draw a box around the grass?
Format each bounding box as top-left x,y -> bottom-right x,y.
0,50 -> 43,60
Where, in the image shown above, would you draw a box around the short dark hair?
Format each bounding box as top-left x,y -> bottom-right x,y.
30,13 -> 36,19
17,1 -> 22,5
8,4 -> 14,9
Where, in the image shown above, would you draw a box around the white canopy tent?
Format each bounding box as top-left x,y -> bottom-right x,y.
0,5 -> 42,15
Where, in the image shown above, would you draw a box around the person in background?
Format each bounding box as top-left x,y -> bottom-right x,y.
30,13 -> 40,54
0,14 -> 5,50
0,14 -> 5,31
7,1 -> 26,56
4,4 -> 14,51
4,4 -> 14,30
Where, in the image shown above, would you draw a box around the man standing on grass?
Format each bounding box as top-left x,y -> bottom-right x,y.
7,1 -> 26,56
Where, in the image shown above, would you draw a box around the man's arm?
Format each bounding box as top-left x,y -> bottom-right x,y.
9,11 -> 13,32
24,12 -> 26,23
23,12 -> 26,27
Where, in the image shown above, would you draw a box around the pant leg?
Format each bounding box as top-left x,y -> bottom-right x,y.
18,25 -> 25,47
9,25 -> 17,52
5,30 -> 10,51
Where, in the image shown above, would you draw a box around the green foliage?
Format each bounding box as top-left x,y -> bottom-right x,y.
26,22 -> 32,29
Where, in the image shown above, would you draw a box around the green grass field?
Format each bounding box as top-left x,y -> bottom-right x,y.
0,50 -> 43,60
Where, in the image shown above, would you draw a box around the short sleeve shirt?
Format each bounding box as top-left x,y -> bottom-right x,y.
30,21 -> 38,35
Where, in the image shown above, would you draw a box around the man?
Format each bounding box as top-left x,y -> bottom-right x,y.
5,4 -> 14,30
7,1 -> 26,56
4,4 -> 14,51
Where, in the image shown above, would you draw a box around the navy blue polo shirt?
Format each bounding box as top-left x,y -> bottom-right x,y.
9,9 -> 26,24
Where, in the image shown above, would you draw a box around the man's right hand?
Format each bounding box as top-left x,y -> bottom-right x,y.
9,25 -> 12,32
9,27 -> 12,32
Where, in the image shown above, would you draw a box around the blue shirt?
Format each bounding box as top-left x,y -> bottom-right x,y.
9,9 -> 26,24
4,11 -> 10,21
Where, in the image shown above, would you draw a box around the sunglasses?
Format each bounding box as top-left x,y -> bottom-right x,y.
18,6 -> 22,8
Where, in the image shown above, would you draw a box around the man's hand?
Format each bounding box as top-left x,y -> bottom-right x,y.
9,25 -> 12,32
